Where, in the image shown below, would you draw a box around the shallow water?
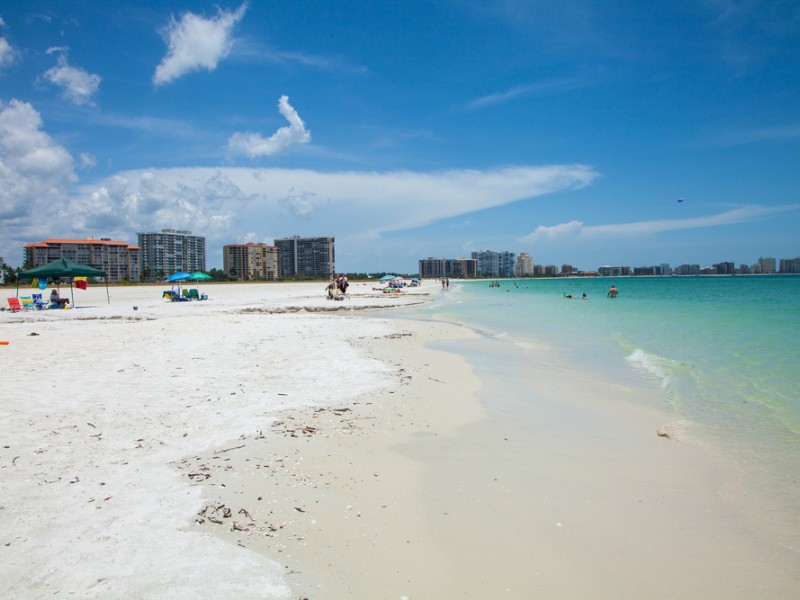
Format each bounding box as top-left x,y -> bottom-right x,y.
394,275 -> 800,546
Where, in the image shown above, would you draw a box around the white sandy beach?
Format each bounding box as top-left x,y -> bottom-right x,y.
2,281 -> 798,599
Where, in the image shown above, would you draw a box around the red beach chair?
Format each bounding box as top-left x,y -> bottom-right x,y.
6,298 -> 22,312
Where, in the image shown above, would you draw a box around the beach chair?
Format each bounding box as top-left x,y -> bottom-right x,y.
182,288 -> 190,299
7,297 -> 22,312
32,293 -> 47,310
20,296 -> 34,310
188,288 -> 199,300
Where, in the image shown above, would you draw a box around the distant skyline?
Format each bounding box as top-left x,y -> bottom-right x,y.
1,1 -> 799,272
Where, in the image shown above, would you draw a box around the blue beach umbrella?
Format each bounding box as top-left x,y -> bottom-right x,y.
166,271 -> 191,282
379,275 -> 396,281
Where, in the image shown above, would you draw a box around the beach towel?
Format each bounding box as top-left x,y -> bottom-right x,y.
75,280 -> 88,290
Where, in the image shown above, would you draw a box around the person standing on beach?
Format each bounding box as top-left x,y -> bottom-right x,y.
607,285 -> 619,298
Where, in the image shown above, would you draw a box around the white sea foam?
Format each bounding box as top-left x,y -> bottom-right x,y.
625,347 -> 674,389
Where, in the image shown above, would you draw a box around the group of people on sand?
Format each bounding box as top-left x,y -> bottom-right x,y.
326,275 -> 349,300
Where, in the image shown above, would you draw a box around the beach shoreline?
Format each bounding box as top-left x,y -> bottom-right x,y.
2,281 -> 798,598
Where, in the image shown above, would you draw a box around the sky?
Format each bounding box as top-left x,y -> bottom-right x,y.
1,0 -> 799,273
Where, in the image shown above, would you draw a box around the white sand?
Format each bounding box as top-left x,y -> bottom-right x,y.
2,281 -> 798,599
0,282 -> 433,599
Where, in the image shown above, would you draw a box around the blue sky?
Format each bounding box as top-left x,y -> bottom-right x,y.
1,0 -> 799,272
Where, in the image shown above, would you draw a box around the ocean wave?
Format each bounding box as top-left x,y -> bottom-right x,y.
626,347 -> 676,389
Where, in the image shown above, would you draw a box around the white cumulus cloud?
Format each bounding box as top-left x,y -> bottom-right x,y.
519,220 -> 584,242
43,48 -> 102,105
0,100 -> 76,259
0,36 -> 15,69
227,95 -> 311,157
153,3 -> 247,85
278,191 -> 316,217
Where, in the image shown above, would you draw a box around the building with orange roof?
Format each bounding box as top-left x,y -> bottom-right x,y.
24,238 -> 141,283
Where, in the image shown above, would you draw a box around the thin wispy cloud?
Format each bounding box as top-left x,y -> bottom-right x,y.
703,124 -> 800,147
42,47 -> 101,105
92,112 -> 197,139
227,95 -> 311,157
153,3 -> 247,85
520,204 -> 800,242
463,77 -> 585,111
234,37 -> 369,75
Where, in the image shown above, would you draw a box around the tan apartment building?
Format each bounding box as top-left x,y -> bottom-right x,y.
24,238 -> 141,282
223,242 -> 280,280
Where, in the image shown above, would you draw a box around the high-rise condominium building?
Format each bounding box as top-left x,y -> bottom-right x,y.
757,257 -> 776,274
24,237 -> 141,282
418,257 -> 478,278
137,229 -> 205,279
779,257 -> 800,273
471,250 -> 516,278
516,252 -> 533,276
223,242 -> 280,280
273,236 -> 335,279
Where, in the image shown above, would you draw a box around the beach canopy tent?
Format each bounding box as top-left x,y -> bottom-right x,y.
18,258 -> 109,307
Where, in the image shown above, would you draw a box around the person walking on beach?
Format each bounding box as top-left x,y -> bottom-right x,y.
607,285 -> 618,298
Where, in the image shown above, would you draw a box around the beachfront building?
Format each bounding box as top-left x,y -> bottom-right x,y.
418,257 -> 446,279
24,238 -> 141,282
137,229 -> 206,279
223,242 -> 280,280
779,257 -> 800,273
471,250 -> 516,278
516,252 -> 533,277
633,266 -> 659,275
713,261 -> 736,275
533,264 -> 559,276
418,257 -> 478,279
274,235 -> 335,279
757,257 -> 776,274
674,264 -> 701,275
598,265 -> 631,277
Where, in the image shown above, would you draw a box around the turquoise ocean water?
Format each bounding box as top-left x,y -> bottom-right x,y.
394,275 -> 800,524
